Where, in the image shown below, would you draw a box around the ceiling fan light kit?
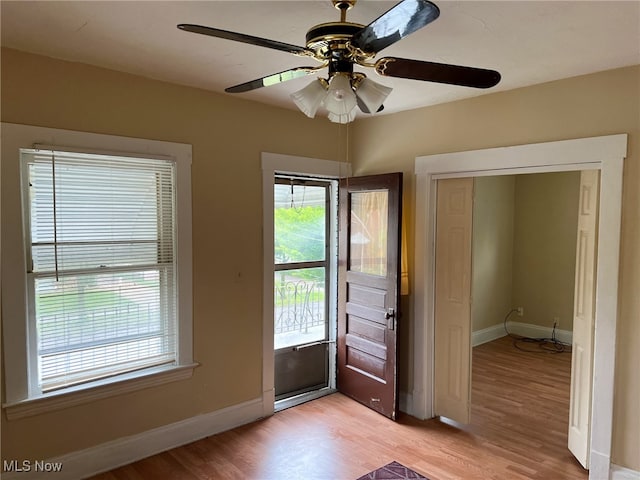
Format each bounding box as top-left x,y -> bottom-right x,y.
323,73 -> 358,114
178,0 -> 501,124
328,109 -> 358,125
291,74 -> 392,123
356,77 -> 393,115
290,78 -> 328,118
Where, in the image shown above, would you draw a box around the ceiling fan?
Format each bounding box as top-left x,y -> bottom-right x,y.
178,0 -> 501,123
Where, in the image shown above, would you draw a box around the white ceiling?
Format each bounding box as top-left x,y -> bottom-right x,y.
2,1 -> 639,116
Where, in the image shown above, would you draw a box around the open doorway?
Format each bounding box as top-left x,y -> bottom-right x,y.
262,154 -> 404,420
469,171 -> 586,474
434,170 -> 597,468
261,153 -> 348,414
413,134 -> 626,479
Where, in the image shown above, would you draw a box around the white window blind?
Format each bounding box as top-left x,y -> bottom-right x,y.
23,149 -> 178,393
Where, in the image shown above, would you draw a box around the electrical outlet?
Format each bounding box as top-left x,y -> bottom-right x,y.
553,316 -> 560,328
517,307 -> 524,317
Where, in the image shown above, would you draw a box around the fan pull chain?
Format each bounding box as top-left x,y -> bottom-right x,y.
344,121 -> 350,190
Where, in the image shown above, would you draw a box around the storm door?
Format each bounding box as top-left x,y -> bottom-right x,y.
274,177 -> 333,400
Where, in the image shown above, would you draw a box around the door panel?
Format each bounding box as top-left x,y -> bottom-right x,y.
274,344 -> 328,399
568,170 -> 599,468
338,173 -> 402,420
434,177 -> 473,424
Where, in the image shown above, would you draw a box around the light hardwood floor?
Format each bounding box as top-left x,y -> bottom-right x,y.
91,336 -> 587,479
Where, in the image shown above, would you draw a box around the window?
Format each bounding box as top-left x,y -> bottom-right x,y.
23,150 -> 178,392
2,123 -> 194,418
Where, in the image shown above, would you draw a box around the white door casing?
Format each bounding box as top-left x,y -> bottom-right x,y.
568,170 -> 600,468
413,135 -> 626,480
434,178 -> 473,423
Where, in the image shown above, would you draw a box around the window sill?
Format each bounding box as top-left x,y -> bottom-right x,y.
3,363 -> 199,420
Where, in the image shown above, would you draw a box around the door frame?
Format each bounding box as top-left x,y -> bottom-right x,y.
261,152 -> 351,416
412,134 -> 626,480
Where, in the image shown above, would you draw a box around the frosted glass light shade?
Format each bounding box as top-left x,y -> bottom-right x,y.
290,79 -> 327,118
328,109 -> 357,124
356,78 -> 392,114
323,74 -> 357,116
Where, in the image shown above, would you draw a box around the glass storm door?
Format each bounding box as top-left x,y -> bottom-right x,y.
274,177 -> 332,400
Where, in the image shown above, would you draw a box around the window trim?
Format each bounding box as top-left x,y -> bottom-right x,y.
2,123 -> 195,419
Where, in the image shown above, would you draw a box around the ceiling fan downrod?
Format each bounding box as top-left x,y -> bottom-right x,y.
333,0 -> 356,22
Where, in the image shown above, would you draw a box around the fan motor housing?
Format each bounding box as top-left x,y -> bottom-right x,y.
306,22 -> 364,59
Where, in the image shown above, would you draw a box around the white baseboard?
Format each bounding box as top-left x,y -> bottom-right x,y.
472,323 -> 507,346
472,322 -> 573,347
262,387 -> 275,416
2,397 -> 264,480
590,451 -> 611,480
509,321 -> 573,345
611,464 -> 640,480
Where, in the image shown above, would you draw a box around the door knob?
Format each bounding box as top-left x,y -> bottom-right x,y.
385,308 -> 396,330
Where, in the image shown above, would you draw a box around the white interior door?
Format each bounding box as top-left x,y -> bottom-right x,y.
568,170 -> 600,469
434,177 -> 473,423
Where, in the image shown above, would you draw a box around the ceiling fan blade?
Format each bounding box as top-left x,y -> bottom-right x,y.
351,0 -> 440,54
375,57 -> 501,89
225,67 -> 320,93
177,24 -> 311,56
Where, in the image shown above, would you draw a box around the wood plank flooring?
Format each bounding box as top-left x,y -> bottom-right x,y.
91,336 -> 587,480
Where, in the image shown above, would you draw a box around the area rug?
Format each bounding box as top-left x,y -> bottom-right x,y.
357,461 -> 429,480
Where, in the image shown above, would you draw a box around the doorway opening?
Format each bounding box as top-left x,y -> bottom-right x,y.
413,135 -> 626,479
262,153 -> 404,420
468,171 -> 590,475
261,152 -> 349,413
434,170 -> 598,469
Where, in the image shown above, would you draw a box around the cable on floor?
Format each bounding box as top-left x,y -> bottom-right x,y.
503,308 -> 571,353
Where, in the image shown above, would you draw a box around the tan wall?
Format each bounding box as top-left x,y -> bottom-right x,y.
471,175 -> 515,332
512,172 -> 581,331
2,47 -> 639,471
0,48 -> 347,460
351,65 -> 640,470
471,172 -> 579,333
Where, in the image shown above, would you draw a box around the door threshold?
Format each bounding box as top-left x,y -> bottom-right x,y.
274,387 -> 336,412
